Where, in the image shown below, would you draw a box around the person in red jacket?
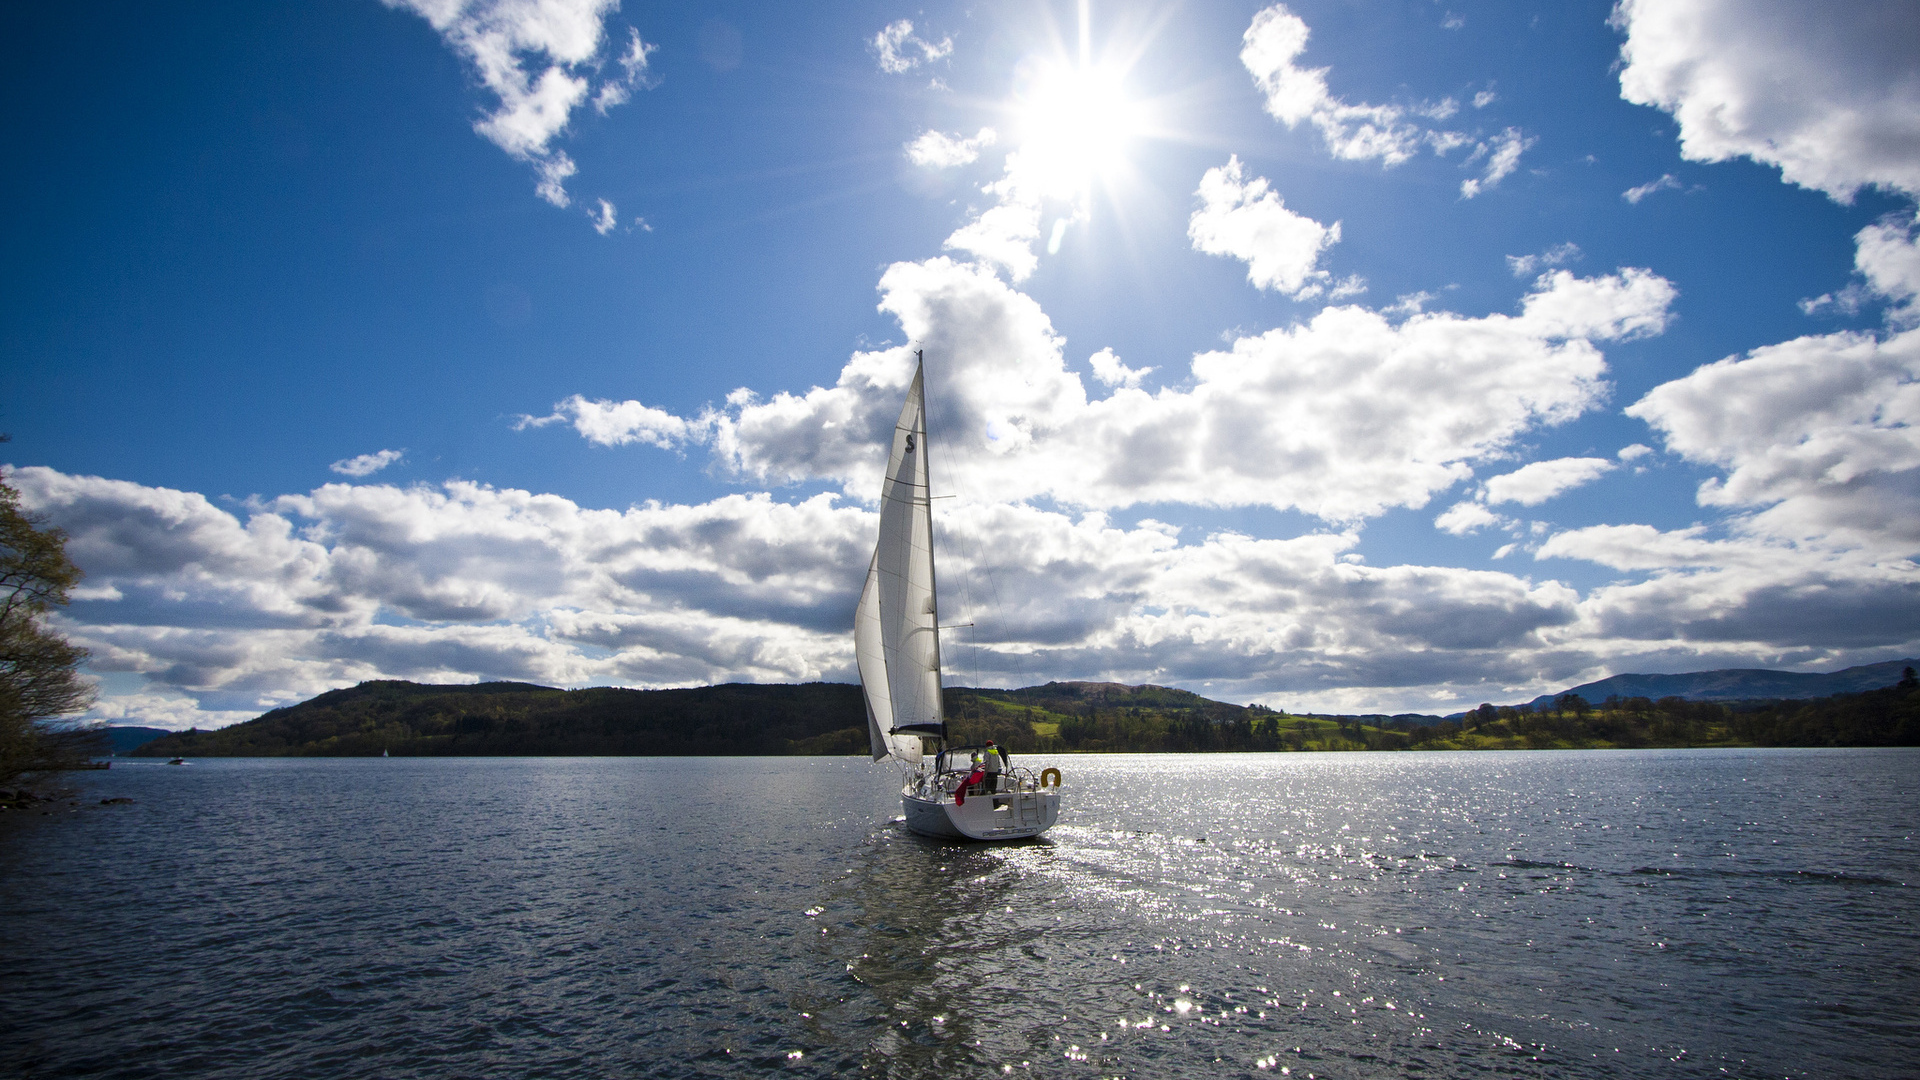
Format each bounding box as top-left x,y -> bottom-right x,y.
953,752 -> 987,805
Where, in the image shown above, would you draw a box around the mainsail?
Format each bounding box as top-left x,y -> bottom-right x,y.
855,361 -> 942,763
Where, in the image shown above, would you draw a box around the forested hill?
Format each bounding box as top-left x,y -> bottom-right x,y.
131,681 -> 875,758
129,678 -> 1271,758
128,674 -> 1920,758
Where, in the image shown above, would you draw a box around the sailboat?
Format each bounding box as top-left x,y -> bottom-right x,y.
856,352 -> 1061,841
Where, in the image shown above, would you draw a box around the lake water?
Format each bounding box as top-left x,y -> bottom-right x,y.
2,750 -> 1915,1079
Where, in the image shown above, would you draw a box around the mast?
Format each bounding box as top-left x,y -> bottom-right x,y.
920,350 -> 946,736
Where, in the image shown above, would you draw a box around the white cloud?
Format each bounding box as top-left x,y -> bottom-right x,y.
1188,156 -> 1341,297
383,0 -> 654,209
1385,291 -> 1436,317
1613,0 -> 1920,202
872,20 -> 951,74
11,465 -> 885,725
1799,284 -> 1871,319
1459,128 -> 1533,198
19,276 -> 1912,724
1623,173 -> 1682,204
330,449 -> 405,478
1625,325 -> 1920,555
1618,443 -> 1653,462
1326,274 -> 1368,300
1087,348 -> 1152,389
1516,267 -> 1676,341
1539,525 -> 1919,657
1435,500 -> 1505,535
1240,4 -> 1424,166
677,257 -> 1675,523
533,151 -> 578,208
1507,242 -> 1582,278
1855,213 -> 1920,328
943,195 -> 1043,282
1483,457 -> 1616,506
907,127 -> 997,169
590,198 -> 617,234
593,27 -> 659,114
1799,214 -> 1920,325
1238,4 -> 1529,183
18,462 -> 1644,721
517,394 -> 708,449
1473,89 -> 1497,109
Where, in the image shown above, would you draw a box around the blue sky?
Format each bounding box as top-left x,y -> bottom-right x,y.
5,0 -> 1917,728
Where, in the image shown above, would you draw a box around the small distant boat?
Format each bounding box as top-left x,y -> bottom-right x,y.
855,353 -> 1061,841
382,748 -> 389,758
166,758 -> 187,765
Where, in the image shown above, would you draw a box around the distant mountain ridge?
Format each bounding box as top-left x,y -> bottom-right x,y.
102,726 -> 171,754
1519,659 -> 1919,710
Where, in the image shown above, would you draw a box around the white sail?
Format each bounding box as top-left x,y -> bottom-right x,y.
854,551 -> 905,760
855,361 -> 941,763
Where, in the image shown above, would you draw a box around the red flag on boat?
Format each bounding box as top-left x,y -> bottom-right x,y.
953,767 -> 986,805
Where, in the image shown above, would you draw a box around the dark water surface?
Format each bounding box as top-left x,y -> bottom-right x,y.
2,750 -> 1915,1079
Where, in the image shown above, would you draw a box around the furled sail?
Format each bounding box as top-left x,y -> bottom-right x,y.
855,361 -> 942,762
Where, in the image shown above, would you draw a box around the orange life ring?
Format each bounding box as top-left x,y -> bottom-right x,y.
1040,767 -> 1062,788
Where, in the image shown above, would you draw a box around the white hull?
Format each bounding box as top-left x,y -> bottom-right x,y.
902,787 -> 1059,841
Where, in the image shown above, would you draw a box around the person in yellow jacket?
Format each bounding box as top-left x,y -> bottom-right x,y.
982,740 -> 1008,791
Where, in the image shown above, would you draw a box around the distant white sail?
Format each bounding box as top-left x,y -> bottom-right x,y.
856,362 -> 941,763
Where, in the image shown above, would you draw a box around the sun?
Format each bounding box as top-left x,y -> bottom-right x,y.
1012,60 -> 1148,200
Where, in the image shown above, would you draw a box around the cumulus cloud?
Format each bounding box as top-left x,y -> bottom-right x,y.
1188,156 -> 1341,297
1087,348 -> 1152,389
558,257 -> 1672,524
1625,325 -> 1920,555
1854,212 -> 1920,328
19,256 -> 1908,723
872,20 -> 951,74
1516,267 -> 1676,341
330,449 -> 405,477
907,127 -> 997,169
1537,522 -> 1920,659
1483,457 -> 1616,506
11,465 -> 883,725
1435,500 -> 1505,536
1240,4 -> 1428,166
516,394 -> 708,449
17,463 -> 1644,722
1537,516 -> 1920,660
1613,0 -> 1920,202
383,0 -> 655,208
942,165 -> 1046,281
1239,2 -> 1534,184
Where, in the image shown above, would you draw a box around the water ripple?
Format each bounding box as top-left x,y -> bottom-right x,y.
2,749 -> 1916,1079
